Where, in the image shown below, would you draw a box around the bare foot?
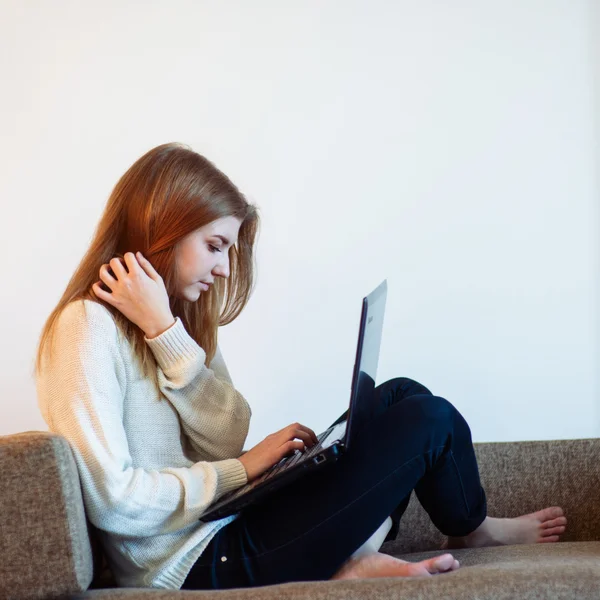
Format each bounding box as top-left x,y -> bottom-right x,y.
445,506 -> 567,549
331,551 -> 460,580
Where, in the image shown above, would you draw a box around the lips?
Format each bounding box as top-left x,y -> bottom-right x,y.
199,282 -> 210,291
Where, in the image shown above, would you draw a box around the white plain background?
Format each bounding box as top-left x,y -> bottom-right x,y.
1,1 -> 598,447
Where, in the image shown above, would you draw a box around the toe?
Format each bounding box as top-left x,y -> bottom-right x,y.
541,525 -> 566,537
543,516 -> 567,529
545,506 -> 564,519
425,554 -> 456,574
528,506 -> 564,523
539,535 -> 560,543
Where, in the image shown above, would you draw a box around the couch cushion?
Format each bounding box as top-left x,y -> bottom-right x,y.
69,542 -> 600,599
5,431 -> 600,599
395,539 -> 600,566
0,431 -> 96,600
387,439 -> 600,554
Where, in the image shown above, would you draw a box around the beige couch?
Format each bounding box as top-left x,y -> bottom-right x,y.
2,431 -> 600,599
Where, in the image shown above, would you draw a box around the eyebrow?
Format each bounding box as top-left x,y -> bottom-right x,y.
213,234 -> 233,246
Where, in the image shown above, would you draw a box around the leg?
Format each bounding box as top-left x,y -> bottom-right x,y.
327,377 -> 567,548
370,378 -> 435,541
445,507 -> 567,549
182,393 -> 485,589
374,382 -> 568,549
328,376 -> 433,429
329,377 -> 437,544
374,384 -> 567,549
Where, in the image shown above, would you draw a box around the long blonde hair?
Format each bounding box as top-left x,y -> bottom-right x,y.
34,142 -> 259,387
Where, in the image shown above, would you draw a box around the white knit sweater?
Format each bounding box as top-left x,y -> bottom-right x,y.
36,299 -> 252,589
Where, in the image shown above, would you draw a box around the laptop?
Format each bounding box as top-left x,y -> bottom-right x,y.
201,279 -> 388,522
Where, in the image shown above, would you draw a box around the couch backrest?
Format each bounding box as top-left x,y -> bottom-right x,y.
3,431 -> 600,597
0,431 -> 102,600
386,438 -> 600,554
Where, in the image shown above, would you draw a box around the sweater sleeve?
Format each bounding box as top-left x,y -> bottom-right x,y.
209,344 -> 234,385
144,318 -> 252,462
35,300 -> 247,538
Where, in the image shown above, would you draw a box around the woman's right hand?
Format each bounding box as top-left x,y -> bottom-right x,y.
238,422 -> 319,482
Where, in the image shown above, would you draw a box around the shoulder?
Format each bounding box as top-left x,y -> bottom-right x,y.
39,300 -> 126,377
57,299 -> 120,342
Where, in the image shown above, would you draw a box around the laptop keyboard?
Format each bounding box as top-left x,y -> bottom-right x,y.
225,421 -> 347,500
264,421 -> 346,478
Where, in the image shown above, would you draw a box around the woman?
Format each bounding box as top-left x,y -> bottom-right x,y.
35,142 -> 567,591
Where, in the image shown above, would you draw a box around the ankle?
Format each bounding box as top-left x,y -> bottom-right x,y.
449,518 -> 497,548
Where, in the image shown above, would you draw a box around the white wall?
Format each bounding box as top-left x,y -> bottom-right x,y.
1,0 -> 598,447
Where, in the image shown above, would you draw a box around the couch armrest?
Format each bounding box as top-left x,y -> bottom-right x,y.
0,431 -> 95,600
384,438 -> 600,554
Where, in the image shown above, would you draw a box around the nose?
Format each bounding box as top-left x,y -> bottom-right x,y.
212,254 -> 230,279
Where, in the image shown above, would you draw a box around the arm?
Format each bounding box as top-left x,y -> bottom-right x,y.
209,344 -> 234,385
36,300 -> 247,539
144,317 -> 252,461
209,346 -> 250,456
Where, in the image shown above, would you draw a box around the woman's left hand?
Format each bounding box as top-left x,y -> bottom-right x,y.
92,252 -> 176,339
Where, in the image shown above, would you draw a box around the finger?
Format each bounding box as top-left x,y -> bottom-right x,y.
92,282 -> 114,303
122,252 -> 142,276
296,429 -> 318,448
299,424 -> 319,445
110,256 -> 129,278
290,429 -> 314,447
283,422 -> 302,435
290,423 -> 318,445
99,264 -> 117,286
281,440 -> 305,457
284,423 -> 308,444
136,251 -> 161,281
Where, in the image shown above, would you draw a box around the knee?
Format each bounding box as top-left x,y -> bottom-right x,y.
402,394 -> 456,426
380,377 -> 433,397
385,376 -> 414,388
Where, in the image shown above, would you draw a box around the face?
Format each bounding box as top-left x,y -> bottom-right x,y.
173,215 -> 242,302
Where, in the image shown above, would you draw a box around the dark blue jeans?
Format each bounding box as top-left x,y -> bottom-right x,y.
181,377 -> 487,590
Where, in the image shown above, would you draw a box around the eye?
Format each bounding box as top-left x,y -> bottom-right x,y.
208,244 -> 222,253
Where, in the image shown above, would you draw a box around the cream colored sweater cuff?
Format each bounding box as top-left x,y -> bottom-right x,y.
212,458 -> 248,498
144,317 -> 204,372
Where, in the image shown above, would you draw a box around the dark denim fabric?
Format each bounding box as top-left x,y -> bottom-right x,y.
181,377 -> 487,590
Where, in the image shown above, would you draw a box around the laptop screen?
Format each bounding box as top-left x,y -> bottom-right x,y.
344,280 -> 387,449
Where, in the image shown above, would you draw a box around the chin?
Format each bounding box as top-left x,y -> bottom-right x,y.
188,289 -> 202,302
177,287 -> 201,302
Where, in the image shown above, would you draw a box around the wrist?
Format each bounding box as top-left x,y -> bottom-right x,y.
238,455 -> 252,480
144,316 -> 176,339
